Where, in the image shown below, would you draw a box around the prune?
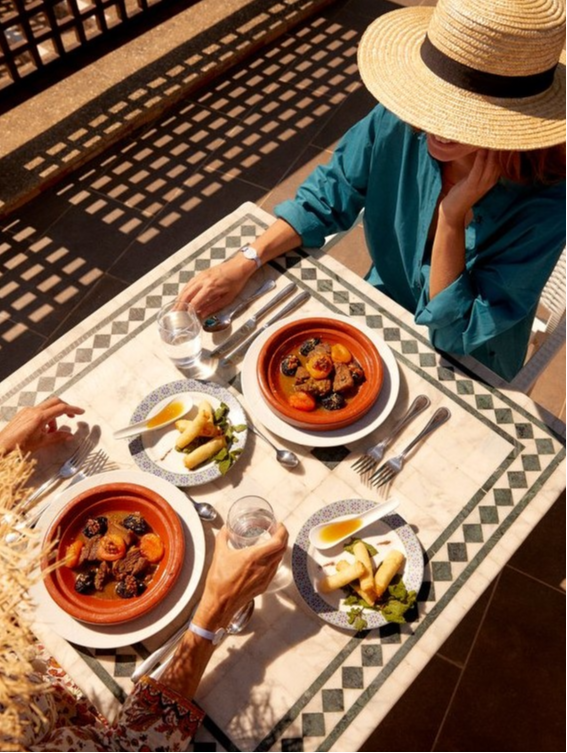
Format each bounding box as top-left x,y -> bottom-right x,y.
122,513 -> 149,535
116,574 -> 145,599
74,571 -> 95,594
281,354 -> 300,376
299,337 -> 321,356
321,392 -> 346,411
82,516 -> 108,538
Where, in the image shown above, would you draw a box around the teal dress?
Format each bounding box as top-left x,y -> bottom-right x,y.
275,105 -> 566,380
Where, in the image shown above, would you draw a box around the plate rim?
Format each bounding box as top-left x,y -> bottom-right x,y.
29,469 -> 206,648
241,313 -> 400,447
291,498 -> 423,630
128,378 -> 248,487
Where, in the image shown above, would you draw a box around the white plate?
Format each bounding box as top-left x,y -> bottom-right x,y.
292,499 -> 423,630
241,313 -> 400,447
128,379 -> 248,486
28,470 -> 206,648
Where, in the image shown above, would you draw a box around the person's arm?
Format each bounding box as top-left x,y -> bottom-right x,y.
178,219 -> 301,318
429,150 -> 500,299
0,397 -> 85,454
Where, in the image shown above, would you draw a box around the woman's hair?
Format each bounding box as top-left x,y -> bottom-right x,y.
498,143 -> 566,185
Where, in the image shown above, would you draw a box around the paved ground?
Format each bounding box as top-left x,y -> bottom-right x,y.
0,0 -> 565,749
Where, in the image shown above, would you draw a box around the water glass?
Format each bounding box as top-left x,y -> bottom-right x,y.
227,496 -> 276,549
157,300 -> 202,368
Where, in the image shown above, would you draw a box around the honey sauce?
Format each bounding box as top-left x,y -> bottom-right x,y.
146,399 -> 186,428
319,517 -> 362,544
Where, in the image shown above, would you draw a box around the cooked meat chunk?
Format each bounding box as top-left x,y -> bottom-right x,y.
112,546 -> 149,581
299,337 -> 321,356
294,366 -> 310,384
333,362 -> 355,393
295,377 -> 332,397
116,574 -> 144,599
321,392 -> 346,411
310,342 -> 332,359
78,534 -> 102,565
348,360 -> 365,384
281,354 -> 301,376
122,513 -> 149,535
94,560 -> 110,591
82,516 -> 108,538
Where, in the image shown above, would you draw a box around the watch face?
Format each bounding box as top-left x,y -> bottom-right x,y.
242,246 -> 256,260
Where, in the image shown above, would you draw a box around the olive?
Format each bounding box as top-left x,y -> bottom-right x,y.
122,513 -> 149,535
116,574 -> 144,599
321,392 -> 346,411
299,337 -> 321,356
281,354 -> 300,376
82,516 -> 108,538
74,571 -> 95,594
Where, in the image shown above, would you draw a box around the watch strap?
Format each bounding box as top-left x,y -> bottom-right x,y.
188,621 -> 226,645
240,244 -> 262,269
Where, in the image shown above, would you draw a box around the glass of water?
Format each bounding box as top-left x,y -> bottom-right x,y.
227,496 -> 277,549
157,300 -> 202,368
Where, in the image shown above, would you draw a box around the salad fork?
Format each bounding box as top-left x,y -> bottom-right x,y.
21,424 -> 100,510
370,407 -> 451,488
352,395 -> 430,475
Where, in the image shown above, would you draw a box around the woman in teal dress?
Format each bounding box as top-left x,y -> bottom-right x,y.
179,0 -> 566,381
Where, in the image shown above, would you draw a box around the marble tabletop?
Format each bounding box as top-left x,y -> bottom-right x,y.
2,201 -> 565,752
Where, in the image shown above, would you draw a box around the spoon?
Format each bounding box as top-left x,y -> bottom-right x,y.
308,498 -> 400,550
113,396 -> 194,440
247,424 -> 300,468
138,601 -> 255,681
203,279 -> 276,332
185,491 -> 217,521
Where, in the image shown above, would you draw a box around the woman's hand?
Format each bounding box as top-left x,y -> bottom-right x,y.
0,397 -> 85,454
177,257 -> 253,319
441,149 -> 501,225
195,523 -> 289,628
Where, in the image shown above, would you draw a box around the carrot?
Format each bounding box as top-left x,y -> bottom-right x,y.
140,533 -> 165,563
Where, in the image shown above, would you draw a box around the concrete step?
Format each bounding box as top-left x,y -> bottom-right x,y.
0,0 -> 336,219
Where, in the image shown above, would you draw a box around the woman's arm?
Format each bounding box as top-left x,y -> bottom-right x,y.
0,397 -> 84,454
429,150 -> 500,299
178,219 -> 301,318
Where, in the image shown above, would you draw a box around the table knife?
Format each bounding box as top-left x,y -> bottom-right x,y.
222,289 -> 310,362
210,281 -> 297,357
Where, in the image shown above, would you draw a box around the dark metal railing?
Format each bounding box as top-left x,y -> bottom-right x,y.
0,0 -> 176,94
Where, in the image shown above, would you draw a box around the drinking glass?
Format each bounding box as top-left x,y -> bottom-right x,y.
226,496 -> 277,623
227,496 -> 277,549
157,300 -> 202,368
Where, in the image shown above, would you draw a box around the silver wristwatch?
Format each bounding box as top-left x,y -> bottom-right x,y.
240,244 -> 262,269
188,621 -> 227,646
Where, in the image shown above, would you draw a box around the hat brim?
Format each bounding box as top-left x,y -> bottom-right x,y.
357,7 -> 566,150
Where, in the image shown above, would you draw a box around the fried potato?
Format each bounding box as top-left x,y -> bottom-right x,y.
336,560 -> 375,606
352,540 -> 377,605
374,550 -> 405,597
318,560 -> 365,593
182,435 -> 226,470
175,400 -> 214,449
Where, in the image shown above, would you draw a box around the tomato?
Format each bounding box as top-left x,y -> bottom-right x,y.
96,534 -> 127,561
64,539 -> 83,568
289,391 -> 317,412
140,533 -> 165,563
331,343 -> 352,364
305,354 -> 333,379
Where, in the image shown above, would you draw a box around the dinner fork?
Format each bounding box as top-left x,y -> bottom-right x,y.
370,407 -> 451,488
352,395 -> 431,475
21,424 -> 100,510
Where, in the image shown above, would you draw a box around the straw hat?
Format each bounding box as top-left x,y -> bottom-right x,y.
357,0 -> 566,150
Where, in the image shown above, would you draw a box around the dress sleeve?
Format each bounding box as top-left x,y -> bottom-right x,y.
29,676 -> 204,752
414,187 -> 565,379
274,107 -> 383,247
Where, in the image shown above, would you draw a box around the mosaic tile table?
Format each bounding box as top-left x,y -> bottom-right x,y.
2,202 -> 564,752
